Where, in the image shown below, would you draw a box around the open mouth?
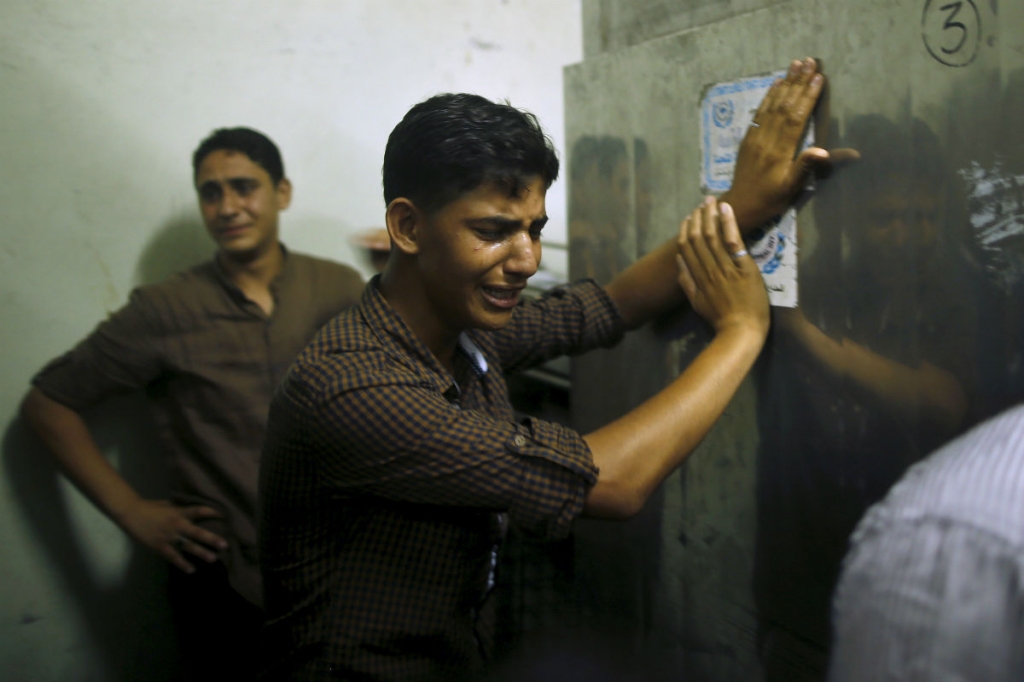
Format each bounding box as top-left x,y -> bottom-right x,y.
218,225 -> 250,239
481,286 -> 522,310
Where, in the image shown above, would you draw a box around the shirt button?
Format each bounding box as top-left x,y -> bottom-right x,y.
513,435 -> 526,447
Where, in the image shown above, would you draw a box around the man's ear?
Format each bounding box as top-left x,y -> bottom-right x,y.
276,178 -> 293,211
385,198 -> 422,255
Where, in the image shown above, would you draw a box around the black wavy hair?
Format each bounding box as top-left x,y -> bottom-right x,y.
383,93 -> 560,214
192,127 -> 285,185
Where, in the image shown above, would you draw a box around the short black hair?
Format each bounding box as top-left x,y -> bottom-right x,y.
192,127 -> 285,185
382,93 -> 560,215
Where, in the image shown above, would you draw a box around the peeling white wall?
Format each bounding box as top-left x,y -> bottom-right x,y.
0,2 -> 581,679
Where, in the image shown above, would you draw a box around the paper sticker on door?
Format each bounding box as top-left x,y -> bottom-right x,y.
700,71 -> 812,307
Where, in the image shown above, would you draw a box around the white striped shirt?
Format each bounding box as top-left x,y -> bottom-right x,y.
829,403 -> 1024,681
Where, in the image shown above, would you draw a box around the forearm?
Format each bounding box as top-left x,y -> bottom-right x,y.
840,341 -> 967,431
603,237 -> 688,330
582,324 -> 766,519
787,321 -> 967,430
20,387 -> 143,527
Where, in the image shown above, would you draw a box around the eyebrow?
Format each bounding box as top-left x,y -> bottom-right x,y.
468,215 -> 549,230
196,176 -> 260,190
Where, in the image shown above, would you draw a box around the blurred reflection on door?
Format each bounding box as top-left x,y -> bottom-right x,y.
754,114 -> 976,679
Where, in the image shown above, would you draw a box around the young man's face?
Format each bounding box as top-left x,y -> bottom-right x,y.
195,149 -> 291,260
416,176 -> 547,334
856,181 -> 943,286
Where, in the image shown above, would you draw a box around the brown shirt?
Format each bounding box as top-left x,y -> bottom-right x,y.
258,278 -> 623,681
33,248 -> 364,607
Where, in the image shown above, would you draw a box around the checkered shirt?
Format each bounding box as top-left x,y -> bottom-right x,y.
258,276 -> 624,681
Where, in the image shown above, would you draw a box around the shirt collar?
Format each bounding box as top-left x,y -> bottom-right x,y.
209,243 -> 293,310
457,333 -> 488,376
358,275 -> 459,385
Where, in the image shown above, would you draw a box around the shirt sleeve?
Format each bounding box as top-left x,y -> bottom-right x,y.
32,288 -> 165,409
489,280 -> 625,374
288,353 -> 598,541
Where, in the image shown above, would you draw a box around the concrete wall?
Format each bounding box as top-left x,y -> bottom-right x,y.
566,1 -> 1024,680
582,0 -> 789,58
0,2 -> 581,679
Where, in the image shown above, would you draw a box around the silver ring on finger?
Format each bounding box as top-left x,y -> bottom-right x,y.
749,122 -> 760,129
174,536 -> 188,551
731,249 -> 749,259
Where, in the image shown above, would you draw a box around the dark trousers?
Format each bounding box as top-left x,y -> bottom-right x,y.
169,560 -> 264,681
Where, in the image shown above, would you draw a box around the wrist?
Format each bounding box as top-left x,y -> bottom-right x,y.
719,191 -> 778,235
714,316 -> 769,344
719,191 -> 756,234
109,493 -> 145,529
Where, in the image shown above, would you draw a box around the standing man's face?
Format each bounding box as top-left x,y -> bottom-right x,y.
414,176 -> 547,335
195,149 -> 291,260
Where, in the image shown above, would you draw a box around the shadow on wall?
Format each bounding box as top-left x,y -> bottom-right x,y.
2,52 -> 228,680
133,213 -> 212,287
3,210 -> 221,679
3,395 -> 179,682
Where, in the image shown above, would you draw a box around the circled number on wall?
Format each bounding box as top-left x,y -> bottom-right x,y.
922,0 -> 981,67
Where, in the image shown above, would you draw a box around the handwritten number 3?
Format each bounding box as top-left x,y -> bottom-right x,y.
922,0 -> 979,67
939,2 -> 968,55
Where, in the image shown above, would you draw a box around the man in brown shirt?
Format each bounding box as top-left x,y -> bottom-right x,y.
20,128 -> 364,681
259,59 -> 833,680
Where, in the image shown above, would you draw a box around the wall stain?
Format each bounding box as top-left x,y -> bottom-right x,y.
82,239 -> 120,309
469,37 -> 501,51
